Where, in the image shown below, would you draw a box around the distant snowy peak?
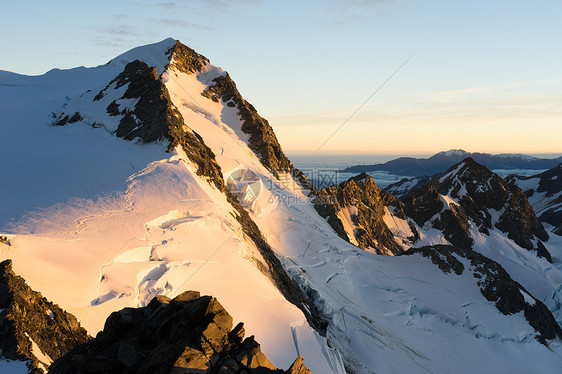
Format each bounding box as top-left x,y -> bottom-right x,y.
431,149 -> 471,159
508,163 -> 562,235
434,150 -> 539,161
403,158 -> 552,260
497,153 -> 538,161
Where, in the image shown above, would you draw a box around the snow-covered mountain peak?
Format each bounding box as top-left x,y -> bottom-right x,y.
496,153 -> 538,161
108,38 -> 177,74
107,38 -> 218,80
431,149 -> 470,159
404,158 -> 551,259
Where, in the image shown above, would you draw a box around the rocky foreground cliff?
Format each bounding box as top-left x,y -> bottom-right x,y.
0,260 -> 90,373
0,259 -> 310,374
50,291 -> 310,374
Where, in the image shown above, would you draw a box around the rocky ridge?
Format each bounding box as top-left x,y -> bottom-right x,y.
0,260 -> 90,373
200,73 -> 313,193
49,291 -> 310,374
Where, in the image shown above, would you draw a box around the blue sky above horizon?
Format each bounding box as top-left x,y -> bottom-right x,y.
1,0 -> 561,156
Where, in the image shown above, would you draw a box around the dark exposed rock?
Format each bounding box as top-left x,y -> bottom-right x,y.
385,175 -> 432,198
311,193 -> 350,242
49,291 -> 310,374
201,74 -> 294,176
405,245 -> 562,344
58,59 -> 225,191
403,158 -> 551,261
0,259 -> 90,373
403,185 -> 473,249
507,164 -> 562,235
165,41 -> 209,75
54,112 -> 82,127
313,173 -> 412,255
110,60 -> 177,143
285,356 -> 311,374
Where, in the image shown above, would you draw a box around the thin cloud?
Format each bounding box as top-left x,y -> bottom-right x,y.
158,1 -> 178,8
92,25 -> 142,37
324,0 -> 400,25
155,18 -> 210,30
345,0 -> 397,9
420,79 -> 562,104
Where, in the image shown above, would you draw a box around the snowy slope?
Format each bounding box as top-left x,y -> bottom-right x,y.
0,40 -> 342,373
1,39 -> 562,373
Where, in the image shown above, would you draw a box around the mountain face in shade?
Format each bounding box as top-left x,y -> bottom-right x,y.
507,164 -> 562,235
1,39 -> 562,374
341,149 -> 562,176
402,158 -> 551,261
49,291 -> 310,374
313,173 -> 416,255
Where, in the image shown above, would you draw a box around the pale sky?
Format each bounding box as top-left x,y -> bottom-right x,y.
1,0 -> 561,156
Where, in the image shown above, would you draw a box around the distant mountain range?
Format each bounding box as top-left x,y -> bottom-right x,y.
341,149 -> 562,177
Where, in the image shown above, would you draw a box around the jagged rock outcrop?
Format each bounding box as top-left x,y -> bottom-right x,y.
49,291 -> 310,374
507,164 -> 562,235
403,158 -> 551,261
0,260 -> 90,373
165,41 -> 209,74
405,245 -> 562,344
313,173 -> 415,255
